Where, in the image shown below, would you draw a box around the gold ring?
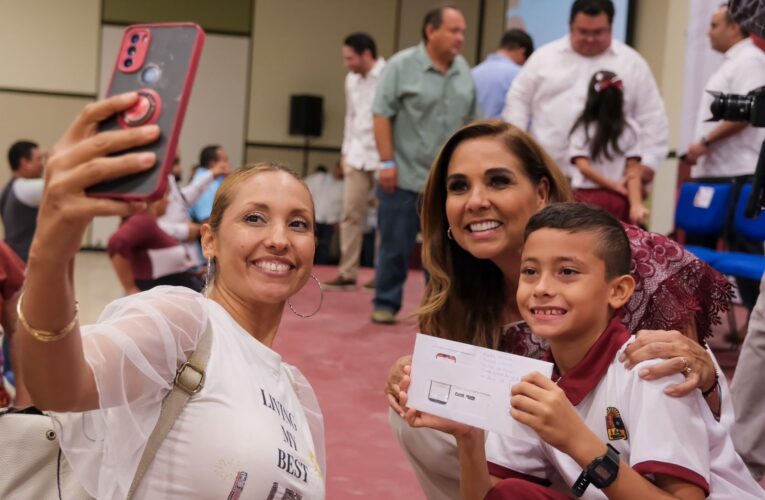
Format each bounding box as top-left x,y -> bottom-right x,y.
681,357 -> 692,375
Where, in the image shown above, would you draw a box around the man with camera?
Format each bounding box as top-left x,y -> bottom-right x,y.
684,3 -> 765,313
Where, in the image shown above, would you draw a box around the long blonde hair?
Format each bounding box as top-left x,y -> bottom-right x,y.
417,121 -> 571,348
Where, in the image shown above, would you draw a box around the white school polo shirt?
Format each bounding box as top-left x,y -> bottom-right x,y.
568,118 -> 641,190
486,318 -> 763,499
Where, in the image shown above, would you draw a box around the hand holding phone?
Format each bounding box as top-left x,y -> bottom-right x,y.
87,23 -> 205,201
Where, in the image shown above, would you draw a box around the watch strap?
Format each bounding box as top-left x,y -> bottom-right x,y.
571,471 -> 591,497
570,444 -> 621,497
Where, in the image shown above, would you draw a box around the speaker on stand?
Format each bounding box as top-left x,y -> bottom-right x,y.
289,94 -> 324,176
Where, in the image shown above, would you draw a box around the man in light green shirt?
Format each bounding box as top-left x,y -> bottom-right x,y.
371,5 -> 478,324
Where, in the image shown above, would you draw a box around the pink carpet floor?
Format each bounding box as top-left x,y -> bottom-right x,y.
275,265 -> 762,498
274,266 -> 426,499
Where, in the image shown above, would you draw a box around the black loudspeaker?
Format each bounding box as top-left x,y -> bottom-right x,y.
289,94 -> 323,137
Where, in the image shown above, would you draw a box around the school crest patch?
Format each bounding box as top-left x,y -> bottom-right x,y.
605,406 -> 628,441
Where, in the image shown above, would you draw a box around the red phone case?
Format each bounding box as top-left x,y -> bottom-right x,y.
87,23 -> 205,201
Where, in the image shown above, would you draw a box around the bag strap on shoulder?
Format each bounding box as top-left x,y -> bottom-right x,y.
126,320 -> 213,500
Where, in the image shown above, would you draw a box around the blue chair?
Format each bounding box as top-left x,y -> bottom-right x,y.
674,182 -> 733,265
713,184 -> 765,281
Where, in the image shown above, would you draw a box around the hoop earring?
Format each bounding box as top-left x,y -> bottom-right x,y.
447,227 -> 454,240
288,274 -> 323,318
204,257 -> 216,295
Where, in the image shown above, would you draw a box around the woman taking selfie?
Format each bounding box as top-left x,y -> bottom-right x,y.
17,93 -> 326,499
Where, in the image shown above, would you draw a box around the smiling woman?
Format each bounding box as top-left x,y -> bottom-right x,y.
202,163 -> 317,322
385,120 -> 732,499
16,95 -> 327,499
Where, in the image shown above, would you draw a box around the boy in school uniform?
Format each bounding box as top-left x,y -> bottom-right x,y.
400,203 -> 763,499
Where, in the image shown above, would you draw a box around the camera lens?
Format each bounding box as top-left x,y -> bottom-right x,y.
131,34 -> 140,44
709,91 -> 752,122
127,46 -> 136,56
141,65 -> 161,84
124,58 -> 133,68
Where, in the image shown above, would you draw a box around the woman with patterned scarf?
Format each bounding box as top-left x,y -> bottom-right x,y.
385,121 -> 732,500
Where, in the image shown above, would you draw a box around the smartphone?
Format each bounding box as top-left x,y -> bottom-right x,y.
87,23 -> 205,201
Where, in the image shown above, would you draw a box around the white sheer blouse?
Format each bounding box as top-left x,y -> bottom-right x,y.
51,286 -> 326,499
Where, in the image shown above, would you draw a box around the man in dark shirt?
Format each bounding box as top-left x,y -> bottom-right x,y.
1,141 -> 45,262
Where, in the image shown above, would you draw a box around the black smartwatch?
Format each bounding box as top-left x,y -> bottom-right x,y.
571,444 -> 621,497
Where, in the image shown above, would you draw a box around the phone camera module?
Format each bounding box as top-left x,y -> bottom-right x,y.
124,58 -> 133,68
140,65 -> 161,84
127,46 -> 136,56
130,34 -> 140,44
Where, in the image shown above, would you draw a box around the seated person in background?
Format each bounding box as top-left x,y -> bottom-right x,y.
158,154 -> 230,268
401,203 -> 762,499
304,163 -> 344,265
1,140 -> 45,262
0,240 -> 31,408
569,71 -> 649,225
108,187 -> 202,294
188,145 -> 230,223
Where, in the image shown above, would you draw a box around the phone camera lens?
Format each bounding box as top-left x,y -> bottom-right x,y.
141,65 -> 161,84
124,58 -> 133,68
130,34 -> 140,44
127,46 -> 136,56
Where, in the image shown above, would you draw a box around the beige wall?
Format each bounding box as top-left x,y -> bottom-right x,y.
633,0 -> 690,234
247,0 -> 397,149
102,0 -> 252,35
481,0 -> 508,61
0,0 -> 100,94
245,146 -> 340,177
633,0 -> 689,151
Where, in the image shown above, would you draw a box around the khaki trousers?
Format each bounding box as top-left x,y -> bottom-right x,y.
338,165 -> 375,280
388,408 -> 461,499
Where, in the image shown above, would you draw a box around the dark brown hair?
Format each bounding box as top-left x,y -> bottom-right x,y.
524,202 -> 631,279
417,120 -> 571,348
569,70 -> 629,162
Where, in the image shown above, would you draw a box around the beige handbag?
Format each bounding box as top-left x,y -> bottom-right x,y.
0,321 -> 212,500
0,407 -> 91,499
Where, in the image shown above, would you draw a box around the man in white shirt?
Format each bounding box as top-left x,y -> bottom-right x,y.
1,140 -> 45,262
502,0 -> 668,182
684,4 -> 765,312
324,33 -> 385,290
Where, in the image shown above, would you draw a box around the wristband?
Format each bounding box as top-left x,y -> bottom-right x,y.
380,160 -> 396,169
701,371 -> 719,398
701,135 -> 711,147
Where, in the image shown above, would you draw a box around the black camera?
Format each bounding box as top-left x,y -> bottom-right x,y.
707,86 -> 765,216
708,86 -> 765,127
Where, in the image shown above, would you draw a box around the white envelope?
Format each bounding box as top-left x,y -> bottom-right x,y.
408,333 -> 553,444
